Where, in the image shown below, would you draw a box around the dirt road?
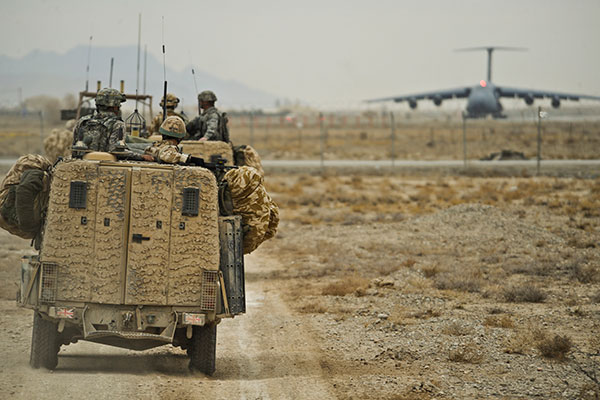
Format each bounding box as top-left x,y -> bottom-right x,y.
0,251 -> 335,400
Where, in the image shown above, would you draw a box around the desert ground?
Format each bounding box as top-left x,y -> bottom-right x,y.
0,113 -> 598,399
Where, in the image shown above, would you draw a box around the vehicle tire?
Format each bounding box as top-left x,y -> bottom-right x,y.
29,312 -> 59,370
188,323 -> 217,375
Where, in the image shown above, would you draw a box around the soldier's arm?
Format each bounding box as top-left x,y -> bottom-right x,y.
147,144 -> 189,164
202,113 -> 219,140
107,120 -> 126,153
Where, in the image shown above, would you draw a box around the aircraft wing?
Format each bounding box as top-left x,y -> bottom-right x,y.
366,87 -> 471,103
496,86 -> 600,101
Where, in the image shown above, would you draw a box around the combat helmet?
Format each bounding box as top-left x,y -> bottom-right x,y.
160,93 -> 180,109
198,90 -> 217,102
159,116 -> 186,139
95,88 -> 126,108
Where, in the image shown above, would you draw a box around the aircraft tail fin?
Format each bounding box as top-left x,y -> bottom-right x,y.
455,46 -> 527,82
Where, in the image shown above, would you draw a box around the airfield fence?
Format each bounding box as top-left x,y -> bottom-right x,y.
0,108 -> 599,164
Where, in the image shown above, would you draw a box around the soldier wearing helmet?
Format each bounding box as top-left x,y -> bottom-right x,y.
72,88 -> 127,153
147,93 -> 188,135
186,90 -> 230,142
145,116 -> 192,164
72,88 -> 153,161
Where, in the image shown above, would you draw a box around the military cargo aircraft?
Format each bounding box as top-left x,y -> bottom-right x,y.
367,47 -> 600,118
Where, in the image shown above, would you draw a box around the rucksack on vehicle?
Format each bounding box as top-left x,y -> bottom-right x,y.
0,154 -> 52,240
223,166 -> 279,254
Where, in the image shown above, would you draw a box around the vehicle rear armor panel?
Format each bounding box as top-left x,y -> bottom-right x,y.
41,159 -> 219,306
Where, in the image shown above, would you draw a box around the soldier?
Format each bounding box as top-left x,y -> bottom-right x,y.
145,116 -> 191,164
73,88 -> 126,152
73,88 -> 153,161
186,90 -> 230,142
148,93 -> 188,135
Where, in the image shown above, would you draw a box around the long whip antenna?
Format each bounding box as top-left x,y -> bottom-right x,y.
142,44 -> 147,116
189,51 -> 199,97
135,13 -> 141,110
85,35 -> 93,92
161,16 -> 168,122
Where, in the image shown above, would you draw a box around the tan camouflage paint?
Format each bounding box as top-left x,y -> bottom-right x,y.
91,166 -> 128,304
41,159 -> 219,305
180,140 -> 234,166
42,160 -> 99,302
168,166 -> 219,304
125,167 -> 173,305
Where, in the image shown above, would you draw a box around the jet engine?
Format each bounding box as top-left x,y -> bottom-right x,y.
432,95 -> 443,106
551,96 -> 561,108
523,94 -> 534,105
408,99 -> 417,109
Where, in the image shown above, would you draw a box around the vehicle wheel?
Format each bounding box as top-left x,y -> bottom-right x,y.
188,323 -> 217,375
29,312 -> 59,370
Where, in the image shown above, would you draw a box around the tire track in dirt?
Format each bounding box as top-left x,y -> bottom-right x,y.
0,252 -> 335,399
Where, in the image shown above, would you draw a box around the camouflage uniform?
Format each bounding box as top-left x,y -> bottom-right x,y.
145,116 -> 190,164
186,91 -> 229,142
148,110 -> 188,135
145,140 -> 189,164
73,110 -> 126,152
148,94 -> 188,134
73,88 -> 143,160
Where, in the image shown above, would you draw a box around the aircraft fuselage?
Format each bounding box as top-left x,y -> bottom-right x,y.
465,81 -> 503,118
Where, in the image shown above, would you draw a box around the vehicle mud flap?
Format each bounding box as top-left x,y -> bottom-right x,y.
218,216 -> 245,315
82,306 -> 178,342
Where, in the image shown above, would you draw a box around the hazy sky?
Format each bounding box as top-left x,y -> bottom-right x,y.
1,0 -> 599,105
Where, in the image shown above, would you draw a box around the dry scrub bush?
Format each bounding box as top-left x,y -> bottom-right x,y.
442,322 -> 474,336
570,262 -> 600,284
503,284 -> 547,303
321,275 -> 369,296
591,292 -> 600,304
421,264 -> 440,278
536,334 -> 572,360
448,345 -> 484,364
434,269 -> 483,293
484,315 -> 515,328
504,327 -> 546,355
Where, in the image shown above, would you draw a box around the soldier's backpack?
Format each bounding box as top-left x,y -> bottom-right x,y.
0,154 -> 52,240
233,145 -> 264,177
223,166 -> 279,254
218,112 -> 230,143
75,115 -> 121,151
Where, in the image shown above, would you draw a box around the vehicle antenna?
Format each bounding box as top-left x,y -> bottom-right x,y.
109,57 -> 114,88
189,51 -> 199,97
135,13 -> 141,110
161,16 -> 168,122
125,14 -> 145,138
85,35 -> 93,92
142,44 -> 147,117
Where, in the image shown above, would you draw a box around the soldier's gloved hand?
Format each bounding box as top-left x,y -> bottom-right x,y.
142,154 -> 154,162
199,137 -> 208,142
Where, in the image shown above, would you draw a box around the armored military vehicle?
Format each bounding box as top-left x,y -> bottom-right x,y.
17,155 -> 245,375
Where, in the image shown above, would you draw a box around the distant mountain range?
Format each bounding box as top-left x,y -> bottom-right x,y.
0,45 -> 277,108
